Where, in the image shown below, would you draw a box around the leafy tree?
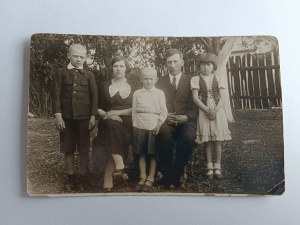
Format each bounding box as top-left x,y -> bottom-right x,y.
29,34 -> 234,117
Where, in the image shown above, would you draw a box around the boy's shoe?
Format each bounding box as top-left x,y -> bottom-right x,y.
78,174 -> 90,191
65,174 -> 76,191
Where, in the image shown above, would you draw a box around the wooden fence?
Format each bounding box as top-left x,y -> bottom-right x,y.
226,52 -> 281,109
94,51 -> 282,110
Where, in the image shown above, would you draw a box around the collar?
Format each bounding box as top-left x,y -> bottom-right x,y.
67,63 -> 84,73
141,86 -> 157,92
168,72 -> 182,80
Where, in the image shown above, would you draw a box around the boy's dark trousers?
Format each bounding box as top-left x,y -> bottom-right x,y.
60,119 -> 90,189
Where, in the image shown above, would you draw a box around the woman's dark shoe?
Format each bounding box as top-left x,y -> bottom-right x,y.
113,169 -> 129,180
103,187 -> 112,193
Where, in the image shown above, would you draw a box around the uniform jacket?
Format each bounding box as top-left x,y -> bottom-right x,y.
53,66 -> 98,119
156,74 -> 198,122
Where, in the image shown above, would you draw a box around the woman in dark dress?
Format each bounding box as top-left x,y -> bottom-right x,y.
97,56 -> 137,191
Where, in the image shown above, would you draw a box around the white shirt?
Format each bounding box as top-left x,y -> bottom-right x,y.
67,63 -> 84,70
168,72 -> 182,89
132,87 -> 168,130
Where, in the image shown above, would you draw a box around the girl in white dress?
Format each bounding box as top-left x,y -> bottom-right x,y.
191,53 -> 232,179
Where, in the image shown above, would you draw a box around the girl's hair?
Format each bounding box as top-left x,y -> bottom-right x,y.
111,55 -> 130,72
197,53 -> 218,71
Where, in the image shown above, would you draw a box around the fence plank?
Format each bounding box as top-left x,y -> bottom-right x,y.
273,52 -> 282,105
226,62 -> 235,109
240,55 -> 248,108
252,54 -> 261,108
258,54 -> 269,108
230,56 -> 241,108
246,54 -> 254,108
266,52 -> 276,106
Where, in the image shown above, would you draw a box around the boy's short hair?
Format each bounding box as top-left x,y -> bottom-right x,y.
68,44 -> 87,54
111,55 -> 130,71
140,67 -> 157,78
165,48 -> 183,60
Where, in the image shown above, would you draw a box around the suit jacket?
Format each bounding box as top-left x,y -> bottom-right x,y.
156,74 -> 198,123
53,66 -> 98,120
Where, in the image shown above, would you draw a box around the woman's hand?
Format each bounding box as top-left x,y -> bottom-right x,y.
107,110 -> 120,116
97,109 -> 107,119
104,112 -> 123,122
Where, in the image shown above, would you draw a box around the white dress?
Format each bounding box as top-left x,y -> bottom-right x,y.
191,74 -> 232,143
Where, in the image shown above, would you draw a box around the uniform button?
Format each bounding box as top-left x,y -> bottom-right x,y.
76,70 -> 79,72
75,76 -> 77,78
73,98 -> 76,101
73,83 -> 77,86
73,91 -> 76,94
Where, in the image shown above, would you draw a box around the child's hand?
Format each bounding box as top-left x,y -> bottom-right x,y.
153,120 -> 163,135
153,125 -> 161,135
88,116 -> 96,130
55,114 -> 65,131
206,109 -> 216,120
209,108 -> 217,119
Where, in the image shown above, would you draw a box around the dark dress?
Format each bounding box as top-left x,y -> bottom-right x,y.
97,79 -> 137,160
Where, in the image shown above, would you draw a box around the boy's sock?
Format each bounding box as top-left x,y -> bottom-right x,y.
64,153 -> 75,175
79,152 -> 89,175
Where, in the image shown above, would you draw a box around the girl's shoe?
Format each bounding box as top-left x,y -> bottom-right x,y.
144,179 -> 154,187
213,163 -> 223,179
135,178 -> 146,192
143,179 -> 154,192
206,163 -> 214,180
136,178 -> 146,187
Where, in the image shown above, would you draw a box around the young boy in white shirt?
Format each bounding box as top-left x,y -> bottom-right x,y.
132,67 -> 167,190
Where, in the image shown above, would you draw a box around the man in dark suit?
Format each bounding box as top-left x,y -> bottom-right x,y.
156,48 -> 198,188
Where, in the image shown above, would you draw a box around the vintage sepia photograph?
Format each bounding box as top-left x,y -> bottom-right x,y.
27,34 -> 284,196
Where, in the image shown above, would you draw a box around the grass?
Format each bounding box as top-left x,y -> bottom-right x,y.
27,109 -> 284,196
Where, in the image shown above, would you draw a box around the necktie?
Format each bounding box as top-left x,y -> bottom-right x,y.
171,75 -> 177,93
69,68 -> 84,73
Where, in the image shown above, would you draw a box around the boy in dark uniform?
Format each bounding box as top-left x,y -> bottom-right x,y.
53,44 -> 98,191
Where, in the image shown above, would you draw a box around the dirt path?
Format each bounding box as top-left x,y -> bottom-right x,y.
27,109 -> 284,195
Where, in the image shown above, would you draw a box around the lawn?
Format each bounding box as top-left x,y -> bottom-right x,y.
27,109 -> 284,196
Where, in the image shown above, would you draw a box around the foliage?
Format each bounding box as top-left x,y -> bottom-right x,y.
29,34 -> 232,117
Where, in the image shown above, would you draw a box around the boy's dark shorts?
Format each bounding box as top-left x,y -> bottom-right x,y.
133,127 -> 156,155
60,119 -> 90,154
